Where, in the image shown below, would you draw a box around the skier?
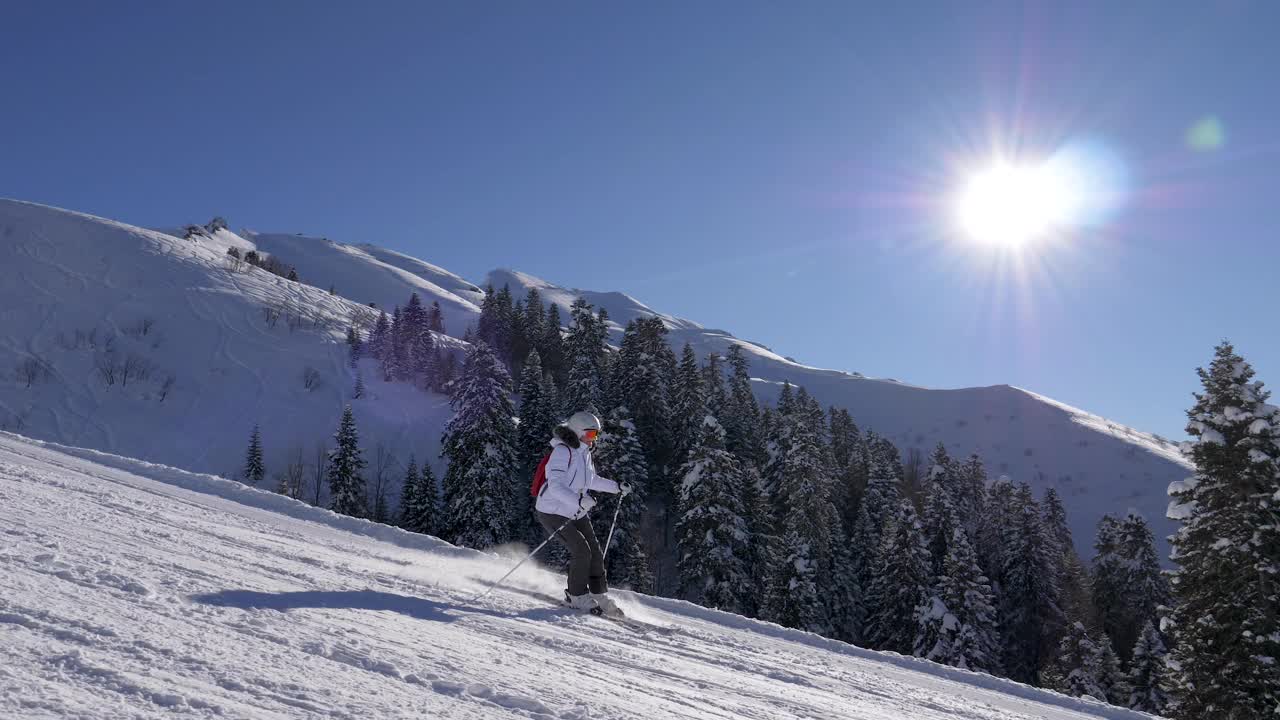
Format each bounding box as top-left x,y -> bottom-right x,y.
535,411 -> 632,616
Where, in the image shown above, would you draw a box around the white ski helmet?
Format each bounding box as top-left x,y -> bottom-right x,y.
566,411 -> 602,438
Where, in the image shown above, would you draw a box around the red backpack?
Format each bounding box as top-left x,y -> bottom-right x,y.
530,447 -> 572,497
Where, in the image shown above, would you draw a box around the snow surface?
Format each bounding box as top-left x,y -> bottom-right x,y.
1,199 -> 1191,560
0,432 -> 1161,719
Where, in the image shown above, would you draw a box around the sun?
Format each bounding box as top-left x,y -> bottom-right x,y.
954,161 -> 1082,247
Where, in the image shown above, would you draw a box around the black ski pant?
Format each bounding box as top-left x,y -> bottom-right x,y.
537,511 -> 607,596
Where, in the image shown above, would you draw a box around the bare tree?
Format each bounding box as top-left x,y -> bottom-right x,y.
275,446 -> 306,499
15,356 -> 50,388
123,317 -> 155,338
120,354 -> 154,387
368,444 -> 398,523
302,367 -> 322,390
158,374 -> 176,401
311,441 -> 328,506
262,305 -> 281,328
95,348 -> 120,386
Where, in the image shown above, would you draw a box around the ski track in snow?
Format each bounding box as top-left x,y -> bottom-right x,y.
0,433 -> 1160,720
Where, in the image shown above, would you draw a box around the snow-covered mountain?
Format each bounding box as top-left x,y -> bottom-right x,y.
0,431 -> 1158,719
0,198 -> 1190,559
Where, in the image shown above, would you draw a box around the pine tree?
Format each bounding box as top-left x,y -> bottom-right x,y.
346,325 -> 363,368
676,415 -> 749,613
828,407 -> 865,533
976,477 -> 1015,596
327,407 -> 367,517
369,311 -> 390,361
723,344 -> 762,463
701,352 -> 727,423
740,464 -> 781,620
1127,620 -> 1171,714
1116,512 -> 1171,657
428,301 -> 445,334
864,499 -> 931,654
440,342 -> 521,549
999,483 -> 1065,686
400,457 -> 420,527
1045,622 -> 1111,702
401,457 -> 440,536
921,480 -> 960,578
1042,488 -> 1097,636
594,406 -> 653,593
670,343 -> 705,471
611,318 -> 676,499
1168,342 -> 1280,718
353,370 -> 366,399
516,349 -> 556,544
244,424 -> 265,486
915,526 -> 1001,673
955,453 -> 988,539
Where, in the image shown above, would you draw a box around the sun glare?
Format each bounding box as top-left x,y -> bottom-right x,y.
955,161 -> 1082,247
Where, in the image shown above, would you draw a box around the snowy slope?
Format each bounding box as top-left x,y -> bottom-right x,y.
0,199 -> 458,486
0,198 -> 1189,560
0,432 -> 1160,720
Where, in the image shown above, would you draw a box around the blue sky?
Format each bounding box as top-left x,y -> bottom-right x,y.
3,1 -> 1278,440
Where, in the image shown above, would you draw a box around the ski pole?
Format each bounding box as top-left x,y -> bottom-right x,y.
471,515 -> 574,603
602,493 -> 625,562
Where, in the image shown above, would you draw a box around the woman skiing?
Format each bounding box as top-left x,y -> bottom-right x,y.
535,411 -> 631,615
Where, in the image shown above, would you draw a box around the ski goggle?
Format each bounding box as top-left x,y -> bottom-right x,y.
582,429 -> 600,441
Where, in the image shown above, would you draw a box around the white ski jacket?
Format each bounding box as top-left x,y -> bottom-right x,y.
534,432 -> 619,520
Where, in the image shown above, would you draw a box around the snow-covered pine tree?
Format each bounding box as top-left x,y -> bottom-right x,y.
701,352 -> 727,424
428,300 -> 445,334
955,453 -> 988,539
388,305 -> 407,381
675,415 -> 749,613
440,341 -> 521,549
670,343 -> 705,471
516,349 -> 558,544
1044,622 -> 1110,702
593,406 -> 653,593
353,370 -> 366,399
915,526 -> 1001,673
846,499 -> 877,642
1041,488 -> 1098,636
244,424 -> 265,486
1115,512 -> 1170,657
1167,341 -> 1280,719
327,406 -> 367,517
1127,620 -> 1171,714
976,476 -> 1015,596
921,478 -> 961,578
540,304 -> 567,388
400,456 -> 420,527
402,292 -> 427,376
861,432 -> 904,541
346,325 -> 363,368
735,464 -> 778,619
610,318 -> 676,499
863,499 -> 931,654
369,311 -> 390,362
999,483 -> 1065,686
520,289 -> 544,364
1095,632 -> 1128,706
723,344 -> 762,463
565,351 -> 603,417
828,407 -> 865,533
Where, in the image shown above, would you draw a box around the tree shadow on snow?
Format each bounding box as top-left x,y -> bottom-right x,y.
191,589 -> 461,622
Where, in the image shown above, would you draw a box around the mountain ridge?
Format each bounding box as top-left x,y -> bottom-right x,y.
0,198 -> 1190,560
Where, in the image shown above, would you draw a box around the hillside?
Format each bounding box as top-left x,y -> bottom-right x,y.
0,199 -> 1191,558
0,431 -> 1159,719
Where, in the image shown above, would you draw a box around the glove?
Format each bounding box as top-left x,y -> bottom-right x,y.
620,482 -> 633,497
